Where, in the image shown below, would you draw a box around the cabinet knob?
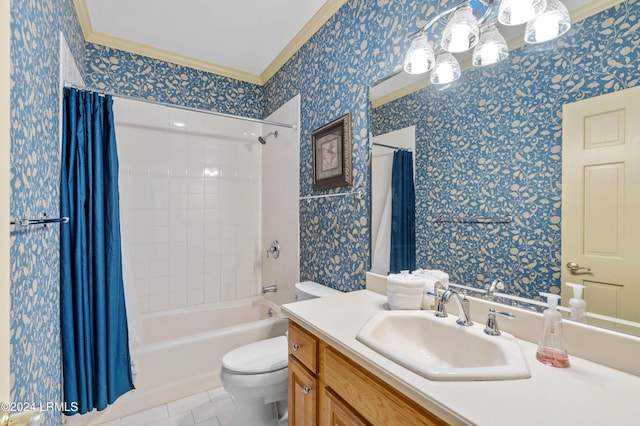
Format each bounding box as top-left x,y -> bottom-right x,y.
292,343 -> 301,351
303,385 -> 312,395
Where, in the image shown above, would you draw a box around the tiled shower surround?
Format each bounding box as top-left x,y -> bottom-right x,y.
114,98 -> 264,312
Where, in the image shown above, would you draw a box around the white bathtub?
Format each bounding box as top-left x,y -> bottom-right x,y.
67,296 -> 288,425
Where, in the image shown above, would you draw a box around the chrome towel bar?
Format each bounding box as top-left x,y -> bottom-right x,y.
435,215 -> 513,224
10,213 -> 70,227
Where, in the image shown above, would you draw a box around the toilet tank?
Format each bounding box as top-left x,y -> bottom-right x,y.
294,281 -> 341,301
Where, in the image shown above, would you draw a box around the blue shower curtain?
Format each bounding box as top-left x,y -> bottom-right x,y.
60,88 -> 134,415
390,150 -> 416,273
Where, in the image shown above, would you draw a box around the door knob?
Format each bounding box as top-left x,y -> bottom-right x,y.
566,262 -> 591,273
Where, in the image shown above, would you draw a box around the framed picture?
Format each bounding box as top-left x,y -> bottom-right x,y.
312,113 -> 353,191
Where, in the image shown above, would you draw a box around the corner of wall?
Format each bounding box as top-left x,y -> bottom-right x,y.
0,0 -> 11,403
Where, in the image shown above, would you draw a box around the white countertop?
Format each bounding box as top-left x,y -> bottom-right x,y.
282,290 -> 640,426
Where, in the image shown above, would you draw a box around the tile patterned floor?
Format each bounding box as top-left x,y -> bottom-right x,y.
98,388 -> 235,426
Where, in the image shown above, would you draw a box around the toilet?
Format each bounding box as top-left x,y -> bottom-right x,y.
220,281 -> 341,426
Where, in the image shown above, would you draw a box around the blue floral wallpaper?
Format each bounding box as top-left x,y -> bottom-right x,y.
10,0 -> 85,424
85,43 -> 264,118
264,0 -> 436,291
8,1 -> 638,421
372,1 -> 639,298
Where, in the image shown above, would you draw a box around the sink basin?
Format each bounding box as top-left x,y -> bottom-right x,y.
356,310 -> 531,381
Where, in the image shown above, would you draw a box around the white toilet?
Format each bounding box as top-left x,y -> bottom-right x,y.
220,281 -> 341,426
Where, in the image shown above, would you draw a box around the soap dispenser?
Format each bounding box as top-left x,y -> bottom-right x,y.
536,292 -> 570,368
566,282 -> 587,323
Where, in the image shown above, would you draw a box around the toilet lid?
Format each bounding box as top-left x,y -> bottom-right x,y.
222,336 -> 288,374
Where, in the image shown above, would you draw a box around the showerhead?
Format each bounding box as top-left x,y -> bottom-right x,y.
258,130 -> 278,145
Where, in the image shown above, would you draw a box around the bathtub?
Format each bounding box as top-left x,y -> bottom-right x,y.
67,296 -> 288,425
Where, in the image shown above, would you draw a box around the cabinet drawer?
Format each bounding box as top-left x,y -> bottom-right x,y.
322,345 -> 446,426
288,321 -> 318,373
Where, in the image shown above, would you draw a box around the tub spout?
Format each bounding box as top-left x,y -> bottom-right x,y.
262,284 -> 278,294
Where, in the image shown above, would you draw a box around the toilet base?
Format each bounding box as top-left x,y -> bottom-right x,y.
229,398 -> 287,426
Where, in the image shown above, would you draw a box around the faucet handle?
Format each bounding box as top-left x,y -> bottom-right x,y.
484,308 -> 515,336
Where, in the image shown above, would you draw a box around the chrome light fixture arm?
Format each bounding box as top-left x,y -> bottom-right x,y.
406,0 -> 495,41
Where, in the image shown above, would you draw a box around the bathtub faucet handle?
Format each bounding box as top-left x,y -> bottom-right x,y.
266,240 -> 280,259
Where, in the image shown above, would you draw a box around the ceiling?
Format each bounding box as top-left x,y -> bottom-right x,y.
76,0 -> 345,84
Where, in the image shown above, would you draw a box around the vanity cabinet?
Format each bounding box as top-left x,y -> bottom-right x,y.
288,321 -> 319,425
288,321 -> 446,426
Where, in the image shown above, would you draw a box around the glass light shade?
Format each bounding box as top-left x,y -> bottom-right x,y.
403,33 -> 435,74
498,0 -> 547,26
430,53 -> 461,85
441,5 -> 480,53
472,24 -> 509,67
524,0 -> 571,44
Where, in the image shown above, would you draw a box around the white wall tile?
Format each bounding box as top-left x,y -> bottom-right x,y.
149,293 -> 169,312
116,98 -> 266,312
187,289 -> 205,305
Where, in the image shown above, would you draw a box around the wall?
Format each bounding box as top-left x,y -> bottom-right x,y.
1,0 -> 11,404
371,1 -> 640,299
9,0 -> 85,423
263,0 -> 439,291
85,43 -> 264,118
262,95 -> 301,304
114,98 -> 264,314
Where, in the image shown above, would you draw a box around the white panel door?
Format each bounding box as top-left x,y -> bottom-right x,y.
562,85 -> 640,329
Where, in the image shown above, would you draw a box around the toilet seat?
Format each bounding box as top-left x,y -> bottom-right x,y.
222,335 -> 288,374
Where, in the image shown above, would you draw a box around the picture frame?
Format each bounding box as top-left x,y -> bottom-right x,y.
312,113 -> 353,191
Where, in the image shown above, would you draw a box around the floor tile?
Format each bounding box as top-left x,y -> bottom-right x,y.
191,397 -> 235,424
215,411 -> 233,426
167,392 -> 210,417
194,418 -> 221,426
120,405 -> 168,426
148,411 -> 195,426
207,387 -> 229,402
96,420 -> 121,426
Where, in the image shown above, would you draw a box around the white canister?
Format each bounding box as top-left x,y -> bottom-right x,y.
387,270 -> 425,310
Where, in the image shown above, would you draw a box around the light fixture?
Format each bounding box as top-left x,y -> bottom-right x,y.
498,0 -> 547,26
403,33 -> 435,74
472,22 -> 509,67
430,53 -> 462,85
402,0 -> 571,81
441,5 -> 480,53
524,0 -> 571,44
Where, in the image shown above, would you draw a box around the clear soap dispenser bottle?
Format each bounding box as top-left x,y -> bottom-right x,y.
536,292 -> 570,368
566,282 -> 587,323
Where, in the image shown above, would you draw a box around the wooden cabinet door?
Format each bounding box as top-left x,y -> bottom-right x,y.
323,388 -> 371,426
289,356 -> 318,426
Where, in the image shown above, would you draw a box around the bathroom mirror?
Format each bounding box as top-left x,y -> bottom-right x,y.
368,0 -> 640,337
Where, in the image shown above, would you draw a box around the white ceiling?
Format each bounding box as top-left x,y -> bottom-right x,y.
84,0 -> 328,78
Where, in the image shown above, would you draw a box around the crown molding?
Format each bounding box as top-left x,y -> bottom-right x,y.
261,0 -> 349,83
372,0 -> 626,108
73,0 -> 348,86
85,31 -> 263,85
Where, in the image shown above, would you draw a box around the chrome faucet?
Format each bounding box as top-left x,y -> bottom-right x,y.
262,284 -> 278,293
484,308 -> 515,336
434,289 -> 473,326
485,278 -> 505,299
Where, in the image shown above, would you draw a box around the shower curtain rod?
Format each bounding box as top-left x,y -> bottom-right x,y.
372,142 -> 411,151
62,82 -> 298,129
